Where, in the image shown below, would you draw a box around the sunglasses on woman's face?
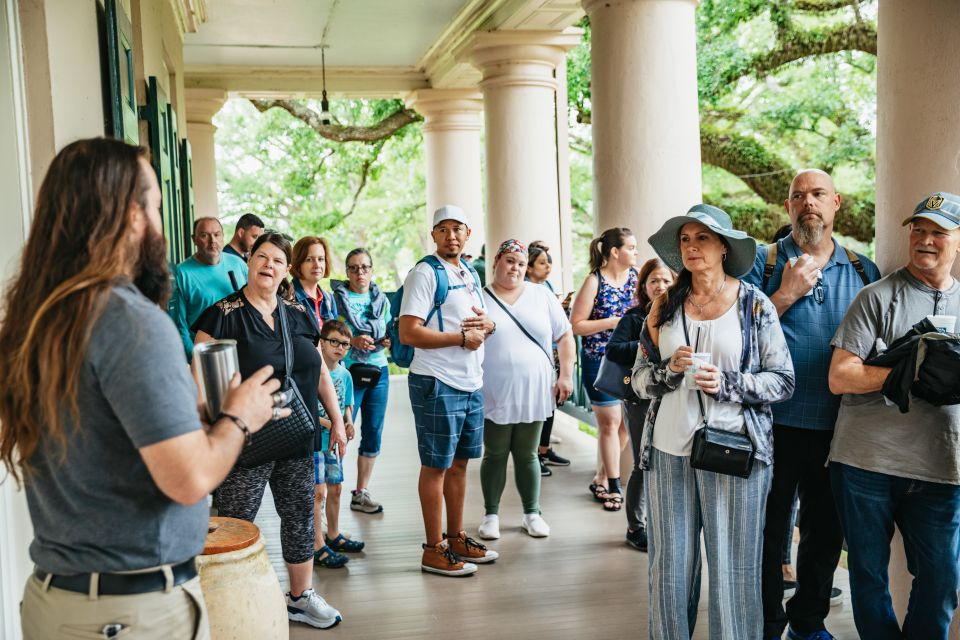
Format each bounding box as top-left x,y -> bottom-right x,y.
346,264 -> 372,274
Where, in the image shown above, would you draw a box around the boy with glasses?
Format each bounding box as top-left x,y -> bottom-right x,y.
313,320 -> 364,568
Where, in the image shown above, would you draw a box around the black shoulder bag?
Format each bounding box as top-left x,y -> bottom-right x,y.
237,299 -> 317,468
682,300 -> 755,479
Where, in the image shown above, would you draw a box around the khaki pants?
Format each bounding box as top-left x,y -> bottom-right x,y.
21,572 -> 209,640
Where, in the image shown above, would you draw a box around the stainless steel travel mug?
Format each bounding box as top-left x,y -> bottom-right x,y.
193,340 -> 239,422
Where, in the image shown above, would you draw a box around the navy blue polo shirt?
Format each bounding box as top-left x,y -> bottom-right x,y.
743,235 -> 881,430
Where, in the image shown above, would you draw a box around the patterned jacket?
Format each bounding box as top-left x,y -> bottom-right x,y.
630,281 -> 795,469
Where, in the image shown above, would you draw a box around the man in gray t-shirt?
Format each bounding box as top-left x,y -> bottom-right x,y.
827,192 -> 960,640
0,140 -> 280,640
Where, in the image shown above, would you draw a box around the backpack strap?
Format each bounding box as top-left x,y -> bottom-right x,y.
843,246 -> 871,287
761,243 -> 778,292
461,258 -> 485,308
420,255 -> 449,332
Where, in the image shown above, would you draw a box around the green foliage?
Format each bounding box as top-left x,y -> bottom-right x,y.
215,99 -> 427,288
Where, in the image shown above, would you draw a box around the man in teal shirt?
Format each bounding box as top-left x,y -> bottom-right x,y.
168,217 -> 248,359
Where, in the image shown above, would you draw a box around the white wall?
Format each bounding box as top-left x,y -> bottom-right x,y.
0,0 -> 35,637
45,0 -> 104,149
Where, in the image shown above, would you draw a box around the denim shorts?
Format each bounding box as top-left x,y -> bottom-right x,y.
408,373 -> 484,469
580,352 -> 621,407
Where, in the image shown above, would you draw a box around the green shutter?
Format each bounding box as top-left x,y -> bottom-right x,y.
104,0 -> 138,145
140,77 -> 178,264
180,139 -> 196,258
167,104 -> 184,264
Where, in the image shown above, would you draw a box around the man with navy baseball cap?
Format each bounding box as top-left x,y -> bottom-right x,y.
828,191 -> 960,639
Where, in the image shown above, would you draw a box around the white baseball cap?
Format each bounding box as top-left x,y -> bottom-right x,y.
432,204 -> 470,228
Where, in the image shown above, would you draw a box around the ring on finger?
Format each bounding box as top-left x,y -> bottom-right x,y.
271,406 -> 282,421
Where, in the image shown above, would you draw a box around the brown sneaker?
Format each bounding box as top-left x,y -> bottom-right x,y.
444,531 -> 499,564
421,542 -> 477,577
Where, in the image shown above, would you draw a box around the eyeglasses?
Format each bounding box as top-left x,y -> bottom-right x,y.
346,265 -> 372,274
322,338 -> 350,349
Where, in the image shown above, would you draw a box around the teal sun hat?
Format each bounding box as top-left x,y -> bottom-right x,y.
902,192 -> 960,231
648,204 -> 757,278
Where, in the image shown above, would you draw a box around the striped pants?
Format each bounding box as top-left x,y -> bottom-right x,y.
646,447 -> 772,639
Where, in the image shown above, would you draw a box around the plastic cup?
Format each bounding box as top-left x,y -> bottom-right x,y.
927,315 -> 956,333
684,352 -> 712,390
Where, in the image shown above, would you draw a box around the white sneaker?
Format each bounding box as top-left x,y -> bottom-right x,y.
521,513 -> 550,538
286,589 -> 342,629
350,488 -> 383,513
477,514 -> 500,540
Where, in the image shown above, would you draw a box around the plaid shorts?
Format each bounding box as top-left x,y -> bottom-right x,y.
408,373 -> 484,469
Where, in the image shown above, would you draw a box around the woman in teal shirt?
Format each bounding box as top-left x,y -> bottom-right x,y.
330,248 -> 391,515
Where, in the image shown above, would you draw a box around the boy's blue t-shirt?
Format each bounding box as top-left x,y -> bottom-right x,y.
319,363 -> 354,420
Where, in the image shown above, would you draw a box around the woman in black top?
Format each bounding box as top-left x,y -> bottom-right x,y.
193,232 -> 347,629
605,258 -> 674,552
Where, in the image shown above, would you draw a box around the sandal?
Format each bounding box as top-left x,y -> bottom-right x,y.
326,533 -> 365,553
313,545 -> 349,568
602,491 -> 623,512
590,483 -> 609,502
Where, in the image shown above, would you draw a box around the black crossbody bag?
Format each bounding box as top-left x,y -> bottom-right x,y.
237,298 -> 317,468
682,298 -> 755,479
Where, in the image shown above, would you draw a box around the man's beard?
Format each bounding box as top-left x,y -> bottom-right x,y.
133,225 -> 171,306
796,215 -> 825,246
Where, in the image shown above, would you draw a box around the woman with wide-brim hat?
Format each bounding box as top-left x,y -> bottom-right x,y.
632,204 -> 795,639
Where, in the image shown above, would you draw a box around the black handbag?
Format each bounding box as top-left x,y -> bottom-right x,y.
682,304 -> 755,478
594,355 -> 634,400
349,362 -> 382,389
237,298 -> 317,468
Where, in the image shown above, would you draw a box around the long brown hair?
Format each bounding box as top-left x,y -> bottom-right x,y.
588,227 -> 633,272
0,138 -> 152,485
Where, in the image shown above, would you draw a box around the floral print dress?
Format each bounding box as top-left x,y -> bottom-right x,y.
581,269 -> 638,359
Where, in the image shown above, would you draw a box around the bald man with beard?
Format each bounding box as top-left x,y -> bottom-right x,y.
743,169 -> 881,640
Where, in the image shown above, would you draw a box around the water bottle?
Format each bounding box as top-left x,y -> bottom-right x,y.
324,444 -> 343,484
193,340 -> 239,422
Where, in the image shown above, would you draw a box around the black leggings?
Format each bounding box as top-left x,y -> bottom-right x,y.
216,456 -> 315,564
538,413 -> 555,448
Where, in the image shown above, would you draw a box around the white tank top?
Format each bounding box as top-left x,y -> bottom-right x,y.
652,300 -> 745,457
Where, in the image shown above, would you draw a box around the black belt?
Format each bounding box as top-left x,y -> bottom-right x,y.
35,558 -> 197,596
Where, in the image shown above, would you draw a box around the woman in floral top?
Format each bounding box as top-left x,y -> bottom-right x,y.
632,205 -> 794,639
570,227 -> 638,511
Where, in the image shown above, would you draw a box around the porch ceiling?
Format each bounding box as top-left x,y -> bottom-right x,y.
183,0 -> 583,98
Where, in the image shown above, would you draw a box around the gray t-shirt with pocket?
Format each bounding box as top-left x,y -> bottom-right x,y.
26,284 -> 208,574
829,268 -> 960,485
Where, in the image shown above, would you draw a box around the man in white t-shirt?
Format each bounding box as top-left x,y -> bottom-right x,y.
399,205 -> 500,577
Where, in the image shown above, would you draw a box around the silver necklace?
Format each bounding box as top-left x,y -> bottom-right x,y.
688,277 -> 726,314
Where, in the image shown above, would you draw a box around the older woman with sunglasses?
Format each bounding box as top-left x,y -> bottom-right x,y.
632,205 -> 794,639
330,248 -> 392,515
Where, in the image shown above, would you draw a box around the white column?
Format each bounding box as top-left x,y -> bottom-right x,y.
406,89 -> 485,256
876,0 -> 960,278
554,59 -> 575,294
583,0 -> 702,256
876,3 -> 960,635
185,88 -> 226,218
468,30 -> 580,291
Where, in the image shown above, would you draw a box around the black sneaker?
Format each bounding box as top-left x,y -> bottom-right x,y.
542,449 -> 570,466
625,527 -> 648,552
539,457 -> 552,477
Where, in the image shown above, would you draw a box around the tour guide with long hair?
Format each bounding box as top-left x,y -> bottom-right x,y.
192,231 -> 347,629
632,204 -> 795,639
0,138 -> 283,639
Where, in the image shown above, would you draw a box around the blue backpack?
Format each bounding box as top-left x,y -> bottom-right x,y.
387,255 -> 483,368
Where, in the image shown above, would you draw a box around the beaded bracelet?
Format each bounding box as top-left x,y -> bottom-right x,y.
217,412 -> 252,446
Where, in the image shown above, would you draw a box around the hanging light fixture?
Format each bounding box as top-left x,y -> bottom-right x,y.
319,46 -> 332,125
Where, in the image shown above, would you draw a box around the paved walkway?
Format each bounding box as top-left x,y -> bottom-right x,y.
253,376 -> 858,639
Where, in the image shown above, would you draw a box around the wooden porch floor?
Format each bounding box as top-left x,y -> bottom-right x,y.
254,375 -> 858,639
